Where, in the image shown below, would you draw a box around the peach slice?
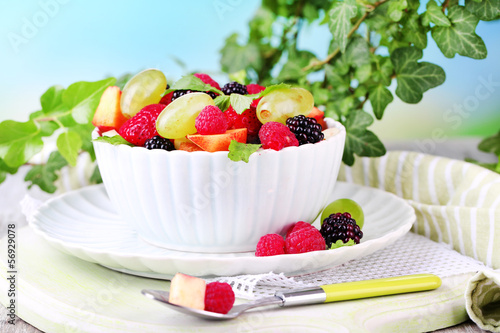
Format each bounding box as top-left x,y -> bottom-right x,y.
187,128 -> 247,152
92,86 -> 129,132
307,107 -> 327,131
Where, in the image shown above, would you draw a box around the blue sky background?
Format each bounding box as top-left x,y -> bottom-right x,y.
1,0 -> 499,140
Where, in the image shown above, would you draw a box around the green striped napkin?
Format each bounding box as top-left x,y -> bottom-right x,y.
338,151 -> 500,332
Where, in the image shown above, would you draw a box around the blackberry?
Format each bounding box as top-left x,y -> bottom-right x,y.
286,115 -> 324,145
171,90 -> 217,102
144,136 -> 175,151
221,81 -> 248,95
320,212 -> 363,248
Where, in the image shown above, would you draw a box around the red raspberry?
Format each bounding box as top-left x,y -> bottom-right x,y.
246,84 -> 266,95
258,122 -> 299,151
159,91 -> 173,105
285,227 -> 326,254
285,221 -> 314,239
224,105 -> 262,143
194,73 -> 221,90
255,234 -> 285,257
195,105 -> 228,135
204,282 -> 235,314
118,104 -> 165,146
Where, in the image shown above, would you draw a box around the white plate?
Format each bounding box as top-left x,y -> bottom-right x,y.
30,182 -> 415,279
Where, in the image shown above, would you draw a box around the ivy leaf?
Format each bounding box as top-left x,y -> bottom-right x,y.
478,130 -> 500,155
465,0 -> 500,21
228,141 -> 261,163
40,85 -> 65,113
387,0 -> 408,22
93,135 -> 134,146
404,13 -> 428,49
230,94 -> 254,114
89,165 -> 102,184
422,0 -> 451,26
24,151 -> 67,193
0,120 -> 44,168
431,6 -> 487,59
170,75 -> 223,95
342,111 -> 386,165
391,47 -> 446,103
63,78 -> 116,124
214,95 -> 231,112
344,37 -> 371,68
220,34 -> 262,74
369,85 -> 394,120
56,130 -> 82,167
328,0 -> 358,53
0,158 -> 19,184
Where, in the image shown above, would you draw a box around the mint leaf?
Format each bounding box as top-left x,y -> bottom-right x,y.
63,78 -> 116,124
0,120 -> 44,168
258,83 -> 292,98
422,0 -> 451,26
170,75 -> 223,95
330,239 -> 355,250
230,94 -> 254,114
228,141 -> 261,163
214,95 -> 231,112
431,6 -> 487,59
369,84 -> 394,120
24,151 -> 67,193
93,135 -> 134,146
57,130 -> 82,167
328,0 -> 358,53
465,0 -> 500,21
391,47 -> 446,103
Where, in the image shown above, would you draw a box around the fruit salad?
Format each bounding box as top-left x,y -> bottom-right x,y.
92,69 -> 330,162
255,199 -> 364,256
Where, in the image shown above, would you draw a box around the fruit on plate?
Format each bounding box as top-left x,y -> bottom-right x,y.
255,221 -> 325,256
169,273 -> 206,310
187,128 -> 247,152
169,273 -> 235,314
256,87 -> 314,124
120,69 -> 167,118
320,212 -> 364,248
320,198 -> 364,229
92,86 -> 128,133
156,92 -> 215,139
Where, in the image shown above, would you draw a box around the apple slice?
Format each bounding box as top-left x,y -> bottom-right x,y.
92,86 -> 129,132
187,128 -> 247,152
168,273 -> 206,310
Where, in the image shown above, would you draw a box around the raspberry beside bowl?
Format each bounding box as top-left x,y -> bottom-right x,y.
92,119 -> 346,253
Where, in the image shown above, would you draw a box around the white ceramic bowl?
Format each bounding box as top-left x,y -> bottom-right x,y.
92,119 -> 345,253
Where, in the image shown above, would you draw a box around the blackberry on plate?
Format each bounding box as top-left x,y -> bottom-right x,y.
171,90 -> 217,102
286,115 -> 324,145
221,81 -> 248,95
144,136 -> 175,151
320,212 -> 363,248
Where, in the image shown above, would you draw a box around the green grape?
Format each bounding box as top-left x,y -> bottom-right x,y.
156,92 -> 215,139
121,69 -> 167,118
256,87 -> 314,124
321,198 -> 364,229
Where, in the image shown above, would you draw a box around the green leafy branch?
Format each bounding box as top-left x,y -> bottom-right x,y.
219,0 -> 499,165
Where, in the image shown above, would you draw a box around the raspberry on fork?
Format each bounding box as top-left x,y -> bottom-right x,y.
204,282 -> 235,314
